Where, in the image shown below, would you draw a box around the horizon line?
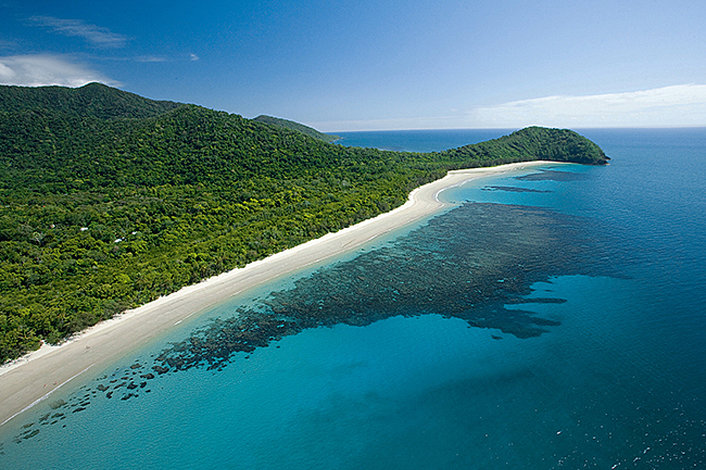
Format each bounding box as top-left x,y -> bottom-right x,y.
323,125 -> 706,134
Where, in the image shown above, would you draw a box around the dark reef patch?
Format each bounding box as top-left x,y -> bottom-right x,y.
516,169 -> 586,182
150,202 -> 604,374
10,200 -> 618,443
503,297 -> 568,305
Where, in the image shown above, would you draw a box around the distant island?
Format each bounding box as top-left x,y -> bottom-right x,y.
0,82 -> 608,362
253,114 -> 340,142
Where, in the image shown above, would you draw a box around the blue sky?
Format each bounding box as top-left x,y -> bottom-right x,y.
1,0 -> 705,130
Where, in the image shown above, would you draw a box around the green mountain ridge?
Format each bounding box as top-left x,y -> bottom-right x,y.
0,83 -> 607,362
0,82 -> 181,120
253,114 -> 339,142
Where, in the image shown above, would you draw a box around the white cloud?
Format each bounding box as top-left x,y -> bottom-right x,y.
189,53 -> 199,61
304,85 -> 706,131
0,54 -> 118,87
30,16 -> 128,48
468,85 -> 706,128
135,55 -> 167,63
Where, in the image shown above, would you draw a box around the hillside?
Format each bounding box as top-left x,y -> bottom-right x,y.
443,126 -> 609,166
253,114 -> 339,142
0,84 -> 607,362
0,82 -> 180,120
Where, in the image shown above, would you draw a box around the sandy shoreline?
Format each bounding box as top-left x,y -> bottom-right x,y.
0,160 -> 556,427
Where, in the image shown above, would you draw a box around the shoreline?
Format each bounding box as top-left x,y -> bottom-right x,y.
0,160 -> 558,427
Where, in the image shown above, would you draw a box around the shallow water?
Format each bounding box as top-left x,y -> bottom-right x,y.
2,128 -> 705,469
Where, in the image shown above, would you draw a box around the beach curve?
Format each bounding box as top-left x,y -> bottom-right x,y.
0,160 -> 558,427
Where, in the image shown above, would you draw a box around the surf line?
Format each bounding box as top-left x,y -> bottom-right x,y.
1,364 -> 94,427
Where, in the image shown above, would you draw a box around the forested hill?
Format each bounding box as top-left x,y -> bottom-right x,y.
445,126 -> 608,165
0,82 -> 180,120
253,114 -> 339,142
0,83 -> 608,362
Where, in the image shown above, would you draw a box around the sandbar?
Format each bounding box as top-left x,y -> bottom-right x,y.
0,160 -> 558,427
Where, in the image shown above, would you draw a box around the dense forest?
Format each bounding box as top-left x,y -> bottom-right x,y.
252,114 -> 340,142
0,82 -> 608,362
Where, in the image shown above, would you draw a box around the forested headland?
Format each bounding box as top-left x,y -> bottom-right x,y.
0,82 -> 608,362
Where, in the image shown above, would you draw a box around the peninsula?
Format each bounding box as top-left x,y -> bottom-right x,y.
0,83 -> 607,424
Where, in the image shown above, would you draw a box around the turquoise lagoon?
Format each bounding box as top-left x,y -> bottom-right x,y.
1,129 -> 705,468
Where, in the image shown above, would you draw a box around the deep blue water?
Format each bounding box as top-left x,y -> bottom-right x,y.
2,128 -> 705,468
335,128 -> 517,152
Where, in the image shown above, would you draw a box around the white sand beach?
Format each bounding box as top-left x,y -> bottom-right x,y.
0,161 -> 556,427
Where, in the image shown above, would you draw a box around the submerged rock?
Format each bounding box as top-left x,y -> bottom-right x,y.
48,399 -> 66,409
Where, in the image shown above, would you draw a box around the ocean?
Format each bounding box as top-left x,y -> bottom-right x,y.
1,128 -> 705,468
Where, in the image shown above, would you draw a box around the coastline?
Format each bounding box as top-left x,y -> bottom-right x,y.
0,160 -> 558,427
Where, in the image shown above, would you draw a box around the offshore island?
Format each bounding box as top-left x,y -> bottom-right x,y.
0,83 -> 608,426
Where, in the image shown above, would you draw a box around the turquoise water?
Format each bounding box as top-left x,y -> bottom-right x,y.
2,129 -> 705,468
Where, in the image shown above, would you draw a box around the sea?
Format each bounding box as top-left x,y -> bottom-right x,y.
1,128 -> 705,469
